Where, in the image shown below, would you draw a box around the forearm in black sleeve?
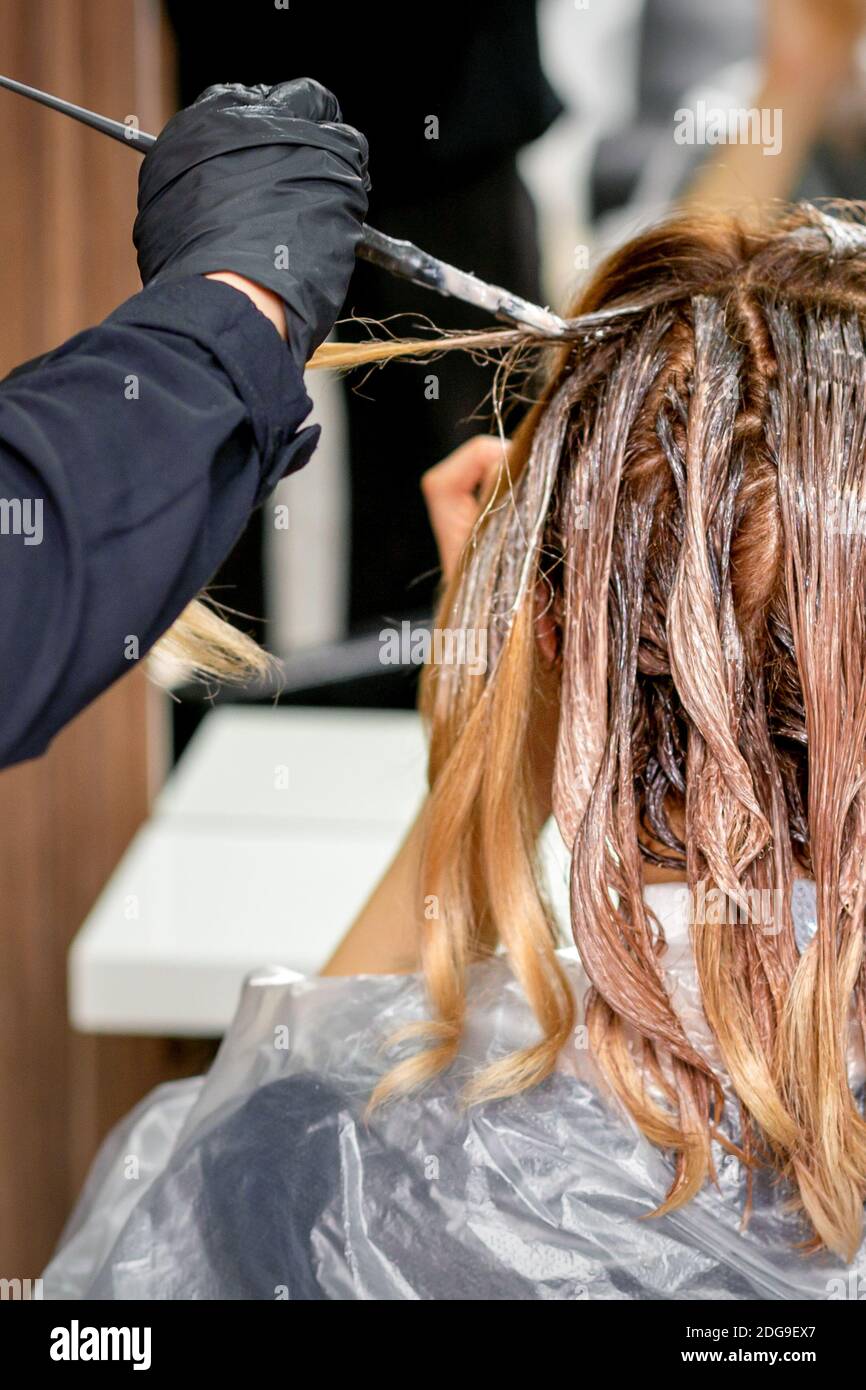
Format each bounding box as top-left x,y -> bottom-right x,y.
0,275 -> 319,768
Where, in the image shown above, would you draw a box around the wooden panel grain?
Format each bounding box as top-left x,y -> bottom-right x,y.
0,0 -> 201,1279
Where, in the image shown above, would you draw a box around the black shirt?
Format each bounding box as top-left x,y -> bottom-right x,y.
0,275 -> 316,768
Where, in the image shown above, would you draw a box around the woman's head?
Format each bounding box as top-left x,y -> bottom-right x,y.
390,202 -> 866,1259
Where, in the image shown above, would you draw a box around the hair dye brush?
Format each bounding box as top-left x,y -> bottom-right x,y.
0,74 -> 594,339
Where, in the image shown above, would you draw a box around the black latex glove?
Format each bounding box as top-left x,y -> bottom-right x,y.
134,78 -> 369,365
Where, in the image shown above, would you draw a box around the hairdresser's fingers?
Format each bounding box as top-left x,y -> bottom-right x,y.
421,435 -> 508,581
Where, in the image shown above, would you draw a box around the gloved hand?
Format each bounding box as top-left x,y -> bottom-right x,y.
134,78 -> 369,365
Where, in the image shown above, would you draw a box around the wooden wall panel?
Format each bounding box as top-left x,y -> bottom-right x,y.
0,0 -> 200,1279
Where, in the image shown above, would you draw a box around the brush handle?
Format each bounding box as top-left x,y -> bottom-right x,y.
0,74 -> 156,149
355,227 -> 450,291
0,74 -> 571,335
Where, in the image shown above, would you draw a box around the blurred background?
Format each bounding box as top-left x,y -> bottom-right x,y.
2,0 -> 866,1280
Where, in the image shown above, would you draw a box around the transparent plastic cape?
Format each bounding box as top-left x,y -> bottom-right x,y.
44,882 -> 866,1300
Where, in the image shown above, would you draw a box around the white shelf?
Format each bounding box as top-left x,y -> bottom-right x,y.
70,705 -> 573,1037
155,705 -> 427,826
70,707 -> 426,1035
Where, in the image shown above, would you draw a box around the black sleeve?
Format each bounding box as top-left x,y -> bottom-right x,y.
0,275 -> 319,768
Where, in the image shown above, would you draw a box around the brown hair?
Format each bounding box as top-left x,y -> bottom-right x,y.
167,202 -> 866,1255
363,202 -> 866,1260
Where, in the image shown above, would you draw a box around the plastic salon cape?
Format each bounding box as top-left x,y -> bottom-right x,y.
43,882 -> 866,1301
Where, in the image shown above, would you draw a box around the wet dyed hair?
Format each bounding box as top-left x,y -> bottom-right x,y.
362,202 -> 866,1260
